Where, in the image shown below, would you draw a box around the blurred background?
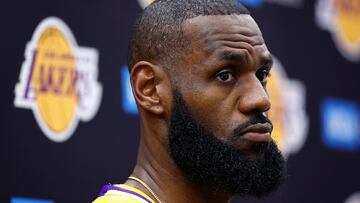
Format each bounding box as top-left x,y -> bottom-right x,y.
1,0 -> 359,202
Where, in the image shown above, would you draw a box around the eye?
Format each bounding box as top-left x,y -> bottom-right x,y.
256,68 -> 271,84
216,70 -> 236,83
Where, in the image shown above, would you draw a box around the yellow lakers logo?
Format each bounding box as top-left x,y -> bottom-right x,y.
267,67 -> 286,151
33,28 -> 78,133
267,58 -> 308,157
14,17 -> 102,142
316,0 -> 360,62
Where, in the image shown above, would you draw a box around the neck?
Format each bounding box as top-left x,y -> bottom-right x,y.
126,122 -> 232,203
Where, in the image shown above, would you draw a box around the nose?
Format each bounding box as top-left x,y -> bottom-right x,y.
237,78 -> 271,114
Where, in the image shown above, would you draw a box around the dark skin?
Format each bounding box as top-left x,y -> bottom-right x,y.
126,14 -> 273,203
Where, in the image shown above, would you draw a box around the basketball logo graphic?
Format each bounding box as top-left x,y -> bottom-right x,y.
316,0 -> 360,62
267,58 -> 309,157
14,17 -> 102,142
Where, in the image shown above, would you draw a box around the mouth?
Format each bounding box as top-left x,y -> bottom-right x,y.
237,123 -> 272,142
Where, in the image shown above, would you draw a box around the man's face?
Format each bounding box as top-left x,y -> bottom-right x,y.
167,14 -> 286,196
172,14 -> 275,154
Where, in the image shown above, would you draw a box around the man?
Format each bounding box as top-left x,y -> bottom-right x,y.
93,0 -> 286,202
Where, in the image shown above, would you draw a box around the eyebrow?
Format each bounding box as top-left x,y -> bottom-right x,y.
218,51 -> 246,62
218,51 -> 274,67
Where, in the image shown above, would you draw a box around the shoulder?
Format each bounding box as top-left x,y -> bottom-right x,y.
92,184 -> 155,203
92,193 -> 143,203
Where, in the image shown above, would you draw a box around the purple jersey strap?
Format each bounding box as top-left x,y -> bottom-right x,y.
98,184 -> 153,203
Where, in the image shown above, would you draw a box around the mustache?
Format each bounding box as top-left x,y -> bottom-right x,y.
233,114 -> 273,136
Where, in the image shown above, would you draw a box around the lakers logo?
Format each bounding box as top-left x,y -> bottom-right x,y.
267,58 -> 308,157
316,0 -> 360,62
137,0 -> 155,8
14,17 -> 102,142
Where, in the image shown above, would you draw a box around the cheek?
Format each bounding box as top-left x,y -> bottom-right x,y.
182,85 -> 234,139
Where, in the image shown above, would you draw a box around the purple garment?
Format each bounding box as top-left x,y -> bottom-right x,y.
98,184 -> 153,203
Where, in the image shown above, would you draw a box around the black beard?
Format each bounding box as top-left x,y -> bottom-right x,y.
169,90 -> 286,197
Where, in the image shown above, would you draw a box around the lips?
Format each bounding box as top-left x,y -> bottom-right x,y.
237,122 -> 273,142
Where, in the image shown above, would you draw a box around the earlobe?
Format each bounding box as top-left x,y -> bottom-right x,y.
130,61 -> 167,115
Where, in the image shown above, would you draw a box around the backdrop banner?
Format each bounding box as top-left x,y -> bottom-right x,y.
1,0 -> 359,202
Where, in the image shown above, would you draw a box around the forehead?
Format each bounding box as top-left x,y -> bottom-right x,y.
181,14 -> 270,65
183,14 -> 261,36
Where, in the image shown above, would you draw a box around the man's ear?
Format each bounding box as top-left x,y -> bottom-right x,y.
130,61 -> 169,115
